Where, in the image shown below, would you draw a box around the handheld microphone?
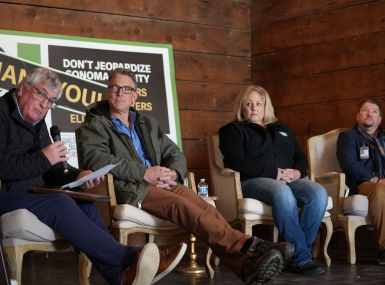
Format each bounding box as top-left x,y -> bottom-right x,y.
50,126 -> 69,174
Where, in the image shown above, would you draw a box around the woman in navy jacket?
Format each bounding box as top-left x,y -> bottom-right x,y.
219,85 -> 328,275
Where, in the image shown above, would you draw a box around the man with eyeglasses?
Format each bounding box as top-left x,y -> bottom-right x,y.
25,82 -> 59,108
77,67 -> 292,285
0,67 -> 184,285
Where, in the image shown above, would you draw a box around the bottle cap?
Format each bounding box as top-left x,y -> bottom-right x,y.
200,179 -> 205,182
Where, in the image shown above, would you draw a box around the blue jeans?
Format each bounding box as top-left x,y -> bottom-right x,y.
0,192 -> 138,285
241,178 -> 328,267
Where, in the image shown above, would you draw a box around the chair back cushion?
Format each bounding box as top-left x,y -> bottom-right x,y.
1,209 -> 62,242
213,134 -> 224,169
308,129 -> 348,177
207,132 -> 240,222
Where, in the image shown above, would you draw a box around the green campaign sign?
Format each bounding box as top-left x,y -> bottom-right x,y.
0,30 -> 181,167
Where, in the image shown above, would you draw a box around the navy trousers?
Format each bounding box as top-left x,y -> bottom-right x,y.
0,192 -> 138,285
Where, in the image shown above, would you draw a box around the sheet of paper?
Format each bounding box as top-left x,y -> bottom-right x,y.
60,163 -> 119,189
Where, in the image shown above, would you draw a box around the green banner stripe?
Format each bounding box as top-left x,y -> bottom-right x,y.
17,43 -> 41,64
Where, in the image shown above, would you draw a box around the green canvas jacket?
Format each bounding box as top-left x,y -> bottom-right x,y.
77,100 -> 187,206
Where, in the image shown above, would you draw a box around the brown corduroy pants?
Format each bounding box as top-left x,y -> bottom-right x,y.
141,184 -> 252,279
358,182 -> 385,250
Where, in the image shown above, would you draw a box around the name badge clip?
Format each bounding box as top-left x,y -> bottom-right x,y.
360,146 -> 369,159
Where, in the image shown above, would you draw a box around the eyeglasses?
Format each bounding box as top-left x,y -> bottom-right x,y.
108,85 -> 136,94
26,83 -> 58,109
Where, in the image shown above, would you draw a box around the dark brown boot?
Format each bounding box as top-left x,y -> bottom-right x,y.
242,249 -> 284,285
249,237 -> 294,267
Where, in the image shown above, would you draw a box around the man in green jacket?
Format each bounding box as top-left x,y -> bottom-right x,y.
78,68 -> 294,285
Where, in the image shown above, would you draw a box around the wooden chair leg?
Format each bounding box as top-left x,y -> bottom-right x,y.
312,233 -> 321,258
204,247 -> 214,279
78,252 -> 91,285
322,217 -> 332,267
4,246 -> 24,285
243,221 -> 253,237
214,256 -> 220,266
148,234 -> 155,243
272,226 -> 279,242
343,221 -> 358,264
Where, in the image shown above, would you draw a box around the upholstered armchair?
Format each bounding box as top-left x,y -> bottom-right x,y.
75,128 -> 215,278
207,131 -> 333,266
0,193 -> 89,285
307,128 -> 373,264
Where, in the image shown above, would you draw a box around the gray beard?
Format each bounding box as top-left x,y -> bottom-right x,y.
363,123 -> 374,128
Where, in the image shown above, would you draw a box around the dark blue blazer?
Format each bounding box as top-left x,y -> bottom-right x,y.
336,128 -> 375,195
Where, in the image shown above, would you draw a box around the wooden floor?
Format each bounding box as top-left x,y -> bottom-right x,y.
20,235 -> 385,285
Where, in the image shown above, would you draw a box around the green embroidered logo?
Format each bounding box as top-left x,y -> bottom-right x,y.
279,131 -> 288,137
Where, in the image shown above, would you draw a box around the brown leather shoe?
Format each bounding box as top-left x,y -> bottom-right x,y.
151,242 -> 187,284
121,243 -> 159,285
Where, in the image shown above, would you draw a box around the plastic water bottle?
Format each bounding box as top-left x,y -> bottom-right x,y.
197,179 -> 209,198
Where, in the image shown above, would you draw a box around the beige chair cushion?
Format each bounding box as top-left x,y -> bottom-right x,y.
113,204 -> 177,228
2,237 -> 57,247
238,196 -> 333,220
113,194 -> 217,229
1,209 -> 62,242
343,194 -> 369,217
238,198 -> 273,218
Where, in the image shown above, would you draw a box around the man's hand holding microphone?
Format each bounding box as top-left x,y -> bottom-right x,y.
40,126 -> 104,189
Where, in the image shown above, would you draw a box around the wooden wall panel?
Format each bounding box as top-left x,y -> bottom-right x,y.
155,0 -> 251,29
252,32 -> 385,82
275,100 -> 357,135
180,110 -> 233,139
176,81 -> 240,111
251,0 -> 385,163
182,140 -> 213,193
252,1 -> 385,55
252,0 -> 377,26
5,0 -> 251,29
175,52 -> 250,83
182,140 -> 209,169
0,3 -> 250,57
259,64 -> 385,108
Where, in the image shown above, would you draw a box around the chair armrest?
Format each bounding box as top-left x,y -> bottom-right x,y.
184,172 -> 197,193
209,166 -> 243,223
212,168 -> 243,200
221,168 -> 235,176
308,170 -> 315,181
316,172 -> 346,198
314,172 -> 346,226
319,172 -> 339,179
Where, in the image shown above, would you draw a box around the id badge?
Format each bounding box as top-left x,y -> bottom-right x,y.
360,146 -> 369,159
